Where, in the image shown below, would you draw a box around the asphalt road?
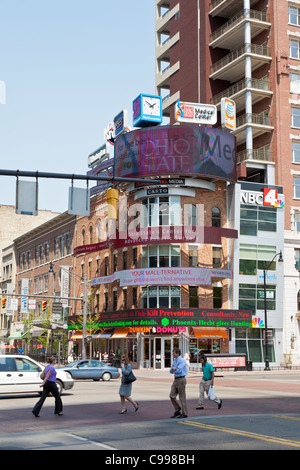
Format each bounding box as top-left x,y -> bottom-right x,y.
0,369 -> 299,453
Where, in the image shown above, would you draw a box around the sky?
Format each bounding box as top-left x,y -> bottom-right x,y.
0,0 -> 155,213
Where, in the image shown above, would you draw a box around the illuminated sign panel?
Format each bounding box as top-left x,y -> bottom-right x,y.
69,308 -> 252,330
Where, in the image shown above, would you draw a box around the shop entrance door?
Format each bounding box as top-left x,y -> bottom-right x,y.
152,337 -> 173,369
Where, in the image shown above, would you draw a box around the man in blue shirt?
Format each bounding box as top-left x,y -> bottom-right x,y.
169,347 -> 188,418
196,355 -> 222,410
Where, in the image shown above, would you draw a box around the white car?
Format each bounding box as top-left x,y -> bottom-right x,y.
0,355 -> 74,395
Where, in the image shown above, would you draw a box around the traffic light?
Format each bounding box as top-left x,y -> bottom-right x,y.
1,298 -> 6,309
42,301 -> 47,312
106,188 -> 119,219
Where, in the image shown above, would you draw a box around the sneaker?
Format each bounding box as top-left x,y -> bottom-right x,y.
196,406 -> 204,410
176,414 -> 188,418
218,400 -> 223,410
170,410 -> 181,418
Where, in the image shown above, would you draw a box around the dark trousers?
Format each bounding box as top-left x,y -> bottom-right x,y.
32,380 -> 63,416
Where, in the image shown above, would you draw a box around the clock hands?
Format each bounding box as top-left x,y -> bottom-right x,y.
146,100 -> 156,108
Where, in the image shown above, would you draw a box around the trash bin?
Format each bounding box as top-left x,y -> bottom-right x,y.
246,360 -> 252,371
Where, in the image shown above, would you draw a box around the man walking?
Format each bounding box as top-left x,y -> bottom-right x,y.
169,347 -> 188,418
196,355 -> 222,410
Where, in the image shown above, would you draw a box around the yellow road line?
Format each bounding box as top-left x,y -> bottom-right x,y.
273,415 -> 300,422
179,420 -> 300,449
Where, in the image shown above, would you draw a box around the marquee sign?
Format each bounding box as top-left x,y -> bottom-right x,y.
114,125 -> 237,183
69,308 -> 252,330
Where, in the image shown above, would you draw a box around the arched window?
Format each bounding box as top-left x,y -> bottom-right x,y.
212,207 -> 221,227
89,225 -> 93,244
82,229 -> 85,245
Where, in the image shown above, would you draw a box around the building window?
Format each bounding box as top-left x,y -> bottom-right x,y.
141,196 -> 181,227
298,290 -> 300,311
292,107 -> 300,127
289,6 -> 300,26
295,249 -> 300,271
236,328 -> 275,363
123,289 -> 127,309
290,39 -> 300,59
240,204 -> 277,235
189,286 -> 198,308
82,229 -> 86,245
239,283 -> 276,313
104,291 -> 108,311
113,253 -> 118,272
213,286 -> 222,308
104,256 -> 109,276
132,287 -> 137,308
113,290 -> 118,310
212,207 -> 221,227
212,247 -> 222,268
132,247 -> 137,268
142,245 -> 180,268
189,245 -> 198,267
291,73 -> 300,94
123,250 -> 127,270
292,141 -> 300,163
294,177 -> 300,198
141,286 -> 181,308
89,226 -> 93,244
239,244 -> 277,275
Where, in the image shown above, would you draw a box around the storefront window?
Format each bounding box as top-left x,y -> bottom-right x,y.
189,338 -> 221,363
235,328 -> 275,362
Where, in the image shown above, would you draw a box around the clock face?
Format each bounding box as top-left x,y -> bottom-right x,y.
142,96 -> 161,116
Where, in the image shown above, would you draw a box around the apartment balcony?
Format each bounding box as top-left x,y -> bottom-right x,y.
209,0 -> 259,18
232,112 -> 274,145
156,61 -> 180,89
211,77 -> 273,112
237,148 -> 274,164
156,3 -> 179,35
156,0 -> 170,8
209,10 -> 271,50
209,42 -> 272,82
161,91 -> 180,117
156,32 -> 180,62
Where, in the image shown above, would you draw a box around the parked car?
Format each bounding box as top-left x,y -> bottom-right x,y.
58,359 -> 120,381
0,355 -> 74,395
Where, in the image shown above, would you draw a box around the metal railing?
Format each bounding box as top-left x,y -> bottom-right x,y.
210,77 -> 272,105
210,42 -> 271,75
210,9 -> 270,43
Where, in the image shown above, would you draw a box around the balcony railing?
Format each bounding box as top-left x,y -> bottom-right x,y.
235,111 -> 272,128
210,9 -> 270,44
210,42 -> 271,76
237,148 -> 273,164
210,77 -> 272,106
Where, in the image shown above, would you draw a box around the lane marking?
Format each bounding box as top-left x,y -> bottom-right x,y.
179,420 -> 300,449
273,415 -> 300,422
66,433 -> 117,450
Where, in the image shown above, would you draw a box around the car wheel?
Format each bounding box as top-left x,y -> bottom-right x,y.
102,372 -> 111,381
55,380 -> 63,394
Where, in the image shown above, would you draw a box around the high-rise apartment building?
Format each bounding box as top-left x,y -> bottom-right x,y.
156,0 -> 300,365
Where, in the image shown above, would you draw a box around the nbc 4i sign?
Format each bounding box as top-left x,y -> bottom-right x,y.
221,98 -> 236,131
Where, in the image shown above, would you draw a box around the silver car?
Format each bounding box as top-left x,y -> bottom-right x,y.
0,355 -> 74,395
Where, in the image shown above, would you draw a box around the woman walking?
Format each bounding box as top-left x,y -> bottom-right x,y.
118,356 -> 139,414
32,357 -> 63,417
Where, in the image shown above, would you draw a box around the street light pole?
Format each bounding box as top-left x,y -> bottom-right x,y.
263,250 -> 283,371
49,261 -> 88,360
82,274 -> 87,360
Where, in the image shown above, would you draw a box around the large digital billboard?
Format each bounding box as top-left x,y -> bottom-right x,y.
114,125 -> 237,183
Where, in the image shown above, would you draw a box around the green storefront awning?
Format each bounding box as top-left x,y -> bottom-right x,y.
8,331 -> 23,340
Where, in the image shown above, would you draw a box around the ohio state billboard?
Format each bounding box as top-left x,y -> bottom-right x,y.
114,125 -> 237,183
